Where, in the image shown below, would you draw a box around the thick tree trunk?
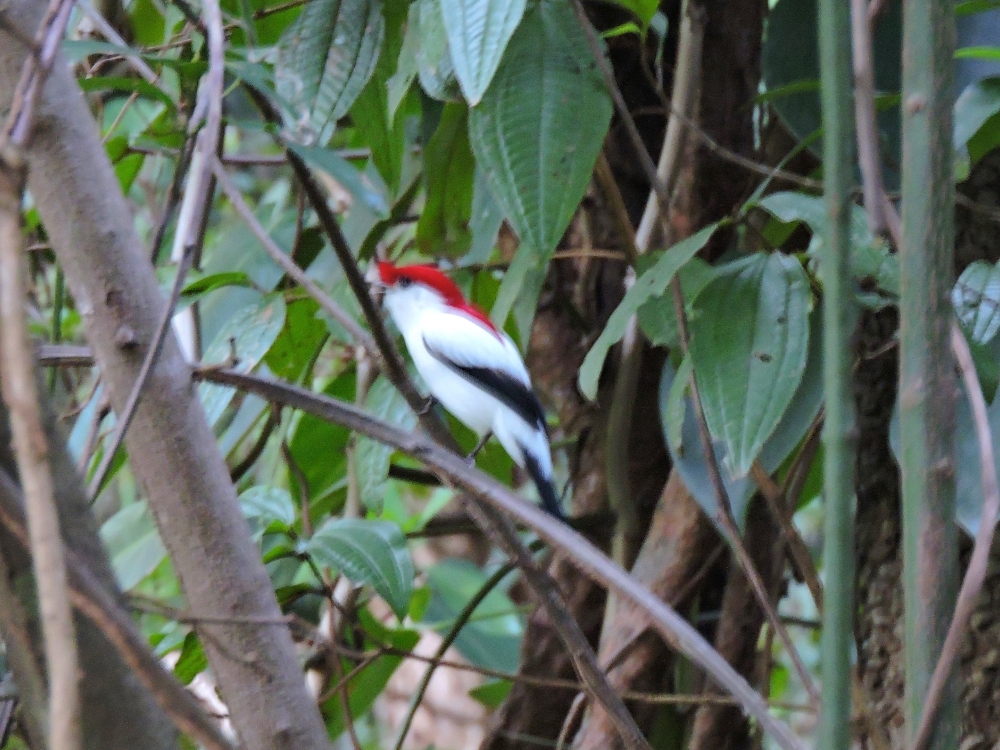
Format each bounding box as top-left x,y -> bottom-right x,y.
0,394 -> 177,750
0,1 -> 330,748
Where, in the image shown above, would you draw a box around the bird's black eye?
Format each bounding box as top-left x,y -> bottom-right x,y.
397,277 -> 413,289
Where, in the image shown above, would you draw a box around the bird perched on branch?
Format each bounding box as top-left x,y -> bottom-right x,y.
377,261 -> 564,519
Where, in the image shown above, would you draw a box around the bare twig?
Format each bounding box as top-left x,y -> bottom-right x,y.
194,366 -> 805,750
911,325 -> 1000,750
851,0 -> 889,236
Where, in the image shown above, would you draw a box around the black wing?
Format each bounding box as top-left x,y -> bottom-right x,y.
423,338 -> 547,432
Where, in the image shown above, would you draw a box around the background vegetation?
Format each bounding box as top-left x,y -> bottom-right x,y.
0,0 -> 998,748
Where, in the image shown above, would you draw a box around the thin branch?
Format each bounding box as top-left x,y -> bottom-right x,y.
194,366 -> 805,750
851,0 -> 889,236
911,325 -> 1000,750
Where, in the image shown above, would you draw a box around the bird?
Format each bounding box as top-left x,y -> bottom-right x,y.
376,260 -> 564,519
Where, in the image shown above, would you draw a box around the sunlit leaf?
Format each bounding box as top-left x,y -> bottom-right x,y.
308,518 -> 414,619
689,252 -> 811,477
100,501 -> 167,591
440,0 -> 527,105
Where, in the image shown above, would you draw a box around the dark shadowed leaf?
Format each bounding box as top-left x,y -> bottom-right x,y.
440,0 -> 527,105
416,103 -> 475,257
308,518 -> 414,619
689,252 -> 811,477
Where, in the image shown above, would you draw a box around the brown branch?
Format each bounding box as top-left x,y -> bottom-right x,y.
0,154 -> 79,750
851,0 -> 889,236
911,326 -> 1000,750
194,366 -> 805,750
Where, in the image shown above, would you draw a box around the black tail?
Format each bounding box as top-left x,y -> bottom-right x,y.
522,449 -> 565,520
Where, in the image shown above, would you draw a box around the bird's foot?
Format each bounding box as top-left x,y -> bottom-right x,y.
465,431 -> 492,465
417,396 -> 439,416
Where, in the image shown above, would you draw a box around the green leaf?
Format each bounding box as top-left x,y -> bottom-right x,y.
199,295 -> 286,426
957,0 -> 1000,14
954,260 -> 1000,345
956,46 -> 1000,60
387,2 -> 421,118
182,271 -> 257,298
351,0 -> 410,192
173,633 -> 207,686
689,252 -> 811,477
288,370 -> 354,502
264,298 -> 330,382
423,559 -> 523,672
130,0 -> 165,45
77,76 -> 176,110
489,242 -> 547,344
100,501 -> 167,591
468,0 -> 612,256
578,223 -> 720,400
664,354 -> 692,456
415,0 -> 462,100
636,257 -> 715,347
469,680 -> 512,708
355,377 -> 417,510
287,143 -> 390,217
416,102 -> 475,257
322,611 -> 419,739
954,78 -> 1000,148
276,0 -> 384,142
604,0 -> 660,28
662,306 -> 824,530
239,486 -> 296,530
307,518 -> 414,619
440,0 -> 527,105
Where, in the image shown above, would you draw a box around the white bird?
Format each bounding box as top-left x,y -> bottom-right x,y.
377,261 -> 563,518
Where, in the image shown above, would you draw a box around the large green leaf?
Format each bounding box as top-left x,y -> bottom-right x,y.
276,0 -> 384,142
199,294 -> 286,426
578,223 -> 720,400
100,501 -> 167,591
307,518 -> 414,619
440,0 -> 527,105
239,486 -> 296,532
636,257 -> 716,347
468,0 -> 612,258
954,260 -> 1000,345
355,377 -> 417,510
689,252 -> 811,477
955,78 -> 1000,148
287,143 -> 390,217
662,307 -> 824,531
604,0 -> 660,29
416,103 -> 475,257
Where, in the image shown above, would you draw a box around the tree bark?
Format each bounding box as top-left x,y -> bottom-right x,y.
0,390 -> 177,750
0,1 -> 329,748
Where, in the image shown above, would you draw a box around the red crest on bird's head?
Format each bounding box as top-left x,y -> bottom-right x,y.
377,261 -> 497,333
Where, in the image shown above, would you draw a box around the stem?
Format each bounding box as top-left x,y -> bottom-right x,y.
817,0 -> 859,745
899,0 -> 959,745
